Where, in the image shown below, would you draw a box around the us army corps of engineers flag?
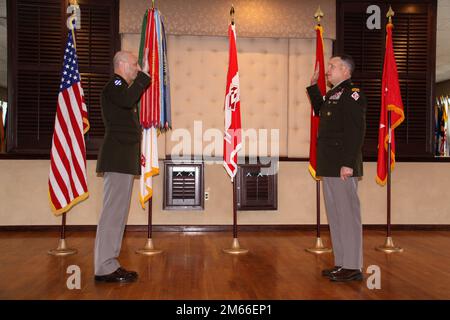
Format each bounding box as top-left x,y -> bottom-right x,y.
223,23 -> 242,181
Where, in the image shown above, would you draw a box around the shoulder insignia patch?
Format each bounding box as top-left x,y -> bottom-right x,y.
114,79 -> 122,86
352,88 -> 360,92
351,92 -> 360,101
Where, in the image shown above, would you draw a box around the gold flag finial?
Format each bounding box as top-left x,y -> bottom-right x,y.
387,6 -> 395,24
314,6 -> 324,23
230,5 -> 235,25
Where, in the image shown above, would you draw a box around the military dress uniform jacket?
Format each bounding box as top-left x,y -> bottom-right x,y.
306,79 -> 367,177
96,72 -> 151,175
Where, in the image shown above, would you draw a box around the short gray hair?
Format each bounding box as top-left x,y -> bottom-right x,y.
332,54 -> 355,75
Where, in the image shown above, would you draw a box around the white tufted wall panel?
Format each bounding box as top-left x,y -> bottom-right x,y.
238,38 -> 288,157
287,38 -> 333,158
165,34 -> 288,158
166,35 -> 228,158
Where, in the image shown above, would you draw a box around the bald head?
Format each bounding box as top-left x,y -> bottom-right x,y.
113,51 -> 132,69
113,51 -> 141,84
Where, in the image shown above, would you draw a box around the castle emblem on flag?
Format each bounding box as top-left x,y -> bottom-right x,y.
225,76 -> 240,112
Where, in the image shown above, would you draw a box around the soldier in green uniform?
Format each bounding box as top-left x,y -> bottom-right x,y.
94,51 -> 150,283
306,55 -> 367,282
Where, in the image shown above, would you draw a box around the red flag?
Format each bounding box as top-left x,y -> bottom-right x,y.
376,23 -> 405,186
49,30 -> 89,215
308,25 -> 326,179
223,24 -> 242,181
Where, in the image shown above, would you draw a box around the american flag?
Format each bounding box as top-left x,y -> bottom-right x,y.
49,30 -> 89,215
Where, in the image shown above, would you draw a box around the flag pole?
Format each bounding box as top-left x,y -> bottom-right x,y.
306,180 -> 331,253
136,197 -> 162,255
48,213 -> 77,256
376,6 -> 403,253
223,174 -> 248,254
306,6 -> 332,254
136,5 -> 164,255
223,5 -> 248,255
376,110 -> 403,252
49,0 -> 81,256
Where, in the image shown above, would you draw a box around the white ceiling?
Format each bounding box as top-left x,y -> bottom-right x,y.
0,0 -> 449,88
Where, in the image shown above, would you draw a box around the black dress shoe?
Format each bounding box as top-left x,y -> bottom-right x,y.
95,268 -> 138,283
321,266 -> 342,278
329,268 -> 363,282
117,267 -> 138,278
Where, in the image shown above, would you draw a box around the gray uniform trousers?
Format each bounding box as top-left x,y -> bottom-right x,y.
94,172 -> 134,276
323,177 -> 363,270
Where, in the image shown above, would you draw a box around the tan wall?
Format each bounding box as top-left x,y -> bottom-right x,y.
120,0 -> 336,39
0,160 -> 449,226
436,79 -> 450,97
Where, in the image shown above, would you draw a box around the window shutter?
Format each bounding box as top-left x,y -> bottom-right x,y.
235,164 -> 278,211
76,1 -> 119,151
336,0 -> 436,157
13,0 -> 62,151
8,0 -> 119,154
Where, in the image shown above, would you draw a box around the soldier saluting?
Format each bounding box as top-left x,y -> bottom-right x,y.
306,55 -> 367,282
94,51 -> 151,283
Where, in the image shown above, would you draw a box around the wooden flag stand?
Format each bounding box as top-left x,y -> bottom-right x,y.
136,198 -> 163,255
48,213 -> 77,256
223,179 -> 248,254
376,110 -> 403,253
